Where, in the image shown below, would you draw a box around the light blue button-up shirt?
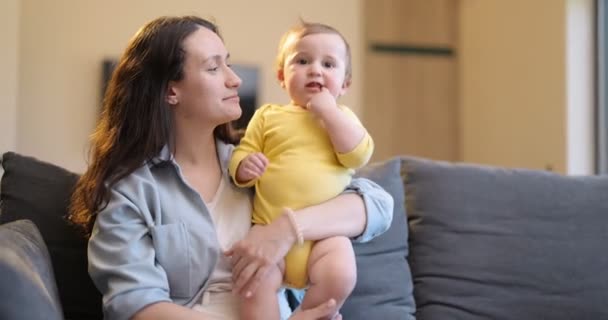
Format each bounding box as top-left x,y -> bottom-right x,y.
88,140 -> 393,320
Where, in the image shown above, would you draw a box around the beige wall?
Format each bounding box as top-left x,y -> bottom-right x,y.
459,0 -> 568,172
0,0 -> 19,156
17,0 -> 362,172
10,0 -> 595,174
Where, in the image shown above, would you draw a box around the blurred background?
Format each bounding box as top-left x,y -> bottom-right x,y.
0,0 -> 605,175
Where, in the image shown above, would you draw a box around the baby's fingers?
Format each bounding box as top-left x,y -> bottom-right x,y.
250,153 -> 269,172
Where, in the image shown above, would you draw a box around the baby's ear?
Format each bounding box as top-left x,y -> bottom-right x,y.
277,69 -> 286,88
340,78 -> 352,96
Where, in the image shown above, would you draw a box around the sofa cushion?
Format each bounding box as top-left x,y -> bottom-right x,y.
402,156 -> 608,319
0,152 -> 102,319
0,219 -> 63,320
340,157 -> 416,319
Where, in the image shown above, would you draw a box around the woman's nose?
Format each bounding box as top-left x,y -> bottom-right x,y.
226,67 -> 242,88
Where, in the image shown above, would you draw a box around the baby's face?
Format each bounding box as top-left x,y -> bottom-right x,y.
279,33 -> 349,107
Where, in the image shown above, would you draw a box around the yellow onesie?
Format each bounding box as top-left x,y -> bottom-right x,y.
228,103 -> 373,288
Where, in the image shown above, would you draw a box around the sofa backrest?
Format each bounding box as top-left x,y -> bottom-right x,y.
0,219 -> 63,320
0,152 -> 102,320
402,156 -> 608,319
5,151 -> 607,320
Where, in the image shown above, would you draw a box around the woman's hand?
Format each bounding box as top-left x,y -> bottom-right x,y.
225,214 -> 295,297
289,299 -> 342,320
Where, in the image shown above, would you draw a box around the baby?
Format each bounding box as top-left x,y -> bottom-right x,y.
229,20 -> 373,319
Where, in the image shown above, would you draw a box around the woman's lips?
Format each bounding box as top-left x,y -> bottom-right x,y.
223,95 -> 240,102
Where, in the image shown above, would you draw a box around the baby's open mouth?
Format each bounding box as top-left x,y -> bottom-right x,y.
306,82 -> 322,89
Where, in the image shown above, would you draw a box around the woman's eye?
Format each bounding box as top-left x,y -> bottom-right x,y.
208,67 -> 219,72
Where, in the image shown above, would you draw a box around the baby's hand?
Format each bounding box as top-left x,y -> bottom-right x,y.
306,87 -> 337,117
236,152 -> 269,184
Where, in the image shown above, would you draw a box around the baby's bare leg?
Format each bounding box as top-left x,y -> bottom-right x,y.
240,262 -> 283,320
299,236 -> 356,318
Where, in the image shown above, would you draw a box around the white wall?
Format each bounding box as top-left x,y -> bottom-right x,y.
566,0 -> 595,174
0,0 -> 19,157
17,0 -> 363,172
459,0 -> 568,172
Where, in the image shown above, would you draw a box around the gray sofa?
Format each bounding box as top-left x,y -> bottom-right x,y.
1,151 -> 607,320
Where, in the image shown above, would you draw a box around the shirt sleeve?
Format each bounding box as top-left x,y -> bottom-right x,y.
88,187 -> 171,320
344,177 -> 394,243
335,106 -> 375,169
229,105 -> 268,187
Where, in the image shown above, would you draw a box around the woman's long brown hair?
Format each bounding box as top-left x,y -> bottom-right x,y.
69,16 -> 240,235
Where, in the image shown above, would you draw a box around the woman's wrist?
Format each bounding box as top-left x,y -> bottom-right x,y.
274,212 -> 298,247
283,208 -> 304,245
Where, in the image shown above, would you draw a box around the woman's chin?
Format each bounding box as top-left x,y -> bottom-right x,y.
226,108 -> 243,122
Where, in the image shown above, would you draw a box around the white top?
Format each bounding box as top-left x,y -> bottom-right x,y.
192,177 -> 251,318
205,177 -> 252,292
193,177 -> 293,319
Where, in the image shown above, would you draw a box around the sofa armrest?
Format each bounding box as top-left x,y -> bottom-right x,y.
0,219 -> 63,320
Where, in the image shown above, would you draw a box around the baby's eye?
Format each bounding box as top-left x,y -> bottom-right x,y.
297,58 -> 308,65
323,61 -> 335,68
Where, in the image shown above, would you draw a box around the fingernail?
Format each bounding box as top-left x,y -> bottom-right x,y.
327,299 -> 336,307
245,291 -> 252,298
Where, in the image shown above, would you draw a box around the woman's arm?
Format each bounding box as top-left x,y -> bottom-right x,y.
227,195 -> 366,297
227,177 -> 393,297
340,177 -> 394,243
293,193 -> 366,241
89,177 -> 218,320
132,302 -> 207,320
133,300 -> 342,320
295,176 -> 393,243
88,188 -> 172,320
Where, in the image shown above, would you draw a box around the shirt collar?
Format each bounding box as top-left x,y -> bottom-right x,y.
149,139 -> 234,175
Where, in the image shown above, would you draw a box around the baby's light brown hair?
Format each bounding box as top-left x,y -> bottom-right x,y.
276,20 -> 352,84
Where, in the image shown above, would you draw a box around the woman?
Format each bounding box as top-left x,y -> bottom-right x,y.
69,15 -> 393,320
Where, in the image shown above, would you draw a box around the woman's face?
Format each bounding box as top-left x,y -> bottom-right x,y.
168,26 -> 242,127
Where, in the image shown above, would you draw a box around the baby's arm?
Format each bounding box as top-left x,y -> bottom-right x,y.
229,106 -> 269,187
307,89 -> 374,168
235,152 -> 269,185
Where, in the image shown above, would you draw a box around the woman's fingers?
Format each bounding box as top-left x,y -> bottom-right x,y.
289,299 -> 338,320
314,298 -> 336,314
233,261 -> 262,296
229,249 -> 273,296
238,263 -> 270,297
226,241 -> 248,271
230,251 -> 249,281
228,224 -> 293,297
